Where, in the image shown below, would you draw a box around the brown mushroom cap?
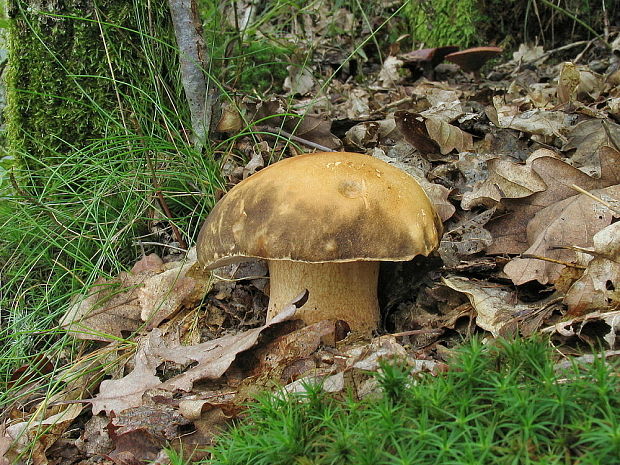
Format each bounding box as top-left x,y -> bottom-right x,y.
400,46 -> 460,68
197,151 -> 443,269
444,46 -> 503,72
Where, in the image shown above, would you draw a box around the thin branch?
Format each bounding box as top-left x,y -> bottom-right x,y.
570,184 -> 620,216
168,0 -> 217,146
520,254 -> 586,269
390,328 -> 444,338
256,125 -> 335,152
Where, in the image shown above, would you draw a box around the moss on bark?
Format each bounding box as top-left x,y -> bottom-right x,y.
6,0 -> 178,177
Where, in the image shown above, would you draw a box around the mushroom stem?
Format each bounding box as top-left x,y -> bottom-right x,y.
266,260 -> 380,332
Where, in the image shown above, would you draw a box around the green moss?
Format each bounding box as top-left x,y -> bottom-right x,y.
405,0 -> 619,50
406,0 -> 485,48
6,0 -> 179,179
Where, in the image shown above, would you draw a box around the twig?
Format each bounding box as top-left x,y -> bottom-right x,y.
520,254 -> 586,269
510,40 -> 590,76
255,125 -> 335,152
133,241 -> 188,253
390,328 -> 444,338
374,96 -> 414,114
570,184 -> 620,216
168,0 -> 217,146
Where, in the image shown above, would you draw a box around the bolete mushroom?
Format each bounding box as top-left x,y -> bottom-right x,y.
444,46 -> 503,74
197,152 -> 442,333
399,46 -> 459,80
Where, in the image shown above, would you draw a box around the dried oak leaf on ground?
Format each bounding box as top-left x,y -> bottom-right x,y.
4,404 -> 84,465
487,147 -> 620,254
488,97 -> 575,139
60,251 -> 210,341
442,277 -> 562,337
542,309 -> 620,348
564,222 -> 620,314
562,120 -> 620,177
0,427 -> 12,465
395,111 -> 473,155
91,344 -> 162,415
504,184 -> 620,286
106,405 -> 189,465
424,117 -> 474,155
283,335 -> 445,399
442,276 -> 521,337
92,304 -> 299,415
439,209 -> 495,266
461,157 -> 547,210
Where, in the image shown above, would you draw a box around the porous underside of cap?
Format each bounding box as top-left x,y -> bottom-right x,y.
197,152 -> 442,269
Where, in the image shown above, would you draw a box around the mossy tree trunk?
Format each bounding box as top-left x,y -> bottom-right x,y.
6,0 -> 181,181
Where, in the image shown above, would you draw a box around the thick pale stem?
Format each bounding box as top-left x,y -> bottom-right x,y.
267,260 -> 380,333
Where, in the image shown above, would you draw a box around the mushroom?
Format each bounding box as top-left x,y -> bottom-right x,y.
399,46 -> 459,79
444,46 -> 503,75
196,152 -> 443,333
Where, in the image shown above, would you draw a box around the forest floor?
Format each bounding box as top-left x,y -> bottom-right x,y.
2,14 -> 620,465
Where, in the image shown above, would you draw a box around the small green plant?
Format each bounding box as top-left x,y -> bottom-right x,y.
199,0 -> 295,95
204,338 -> 620,465
406,0 -> 484,47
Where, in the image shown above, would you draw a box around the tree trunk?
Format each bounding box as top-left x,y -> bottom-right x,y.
6,0 -> 178,180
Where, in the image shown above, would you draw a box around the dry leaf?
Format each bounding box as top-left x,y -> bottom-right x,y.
394,111 -> 440,155
139,254 -> 210,327
5,404 -> 84,464
60,277 -> 144,342
542,310 -> 620,348
491,96 -> 574,137
284,113 -> 341,150
512,43 -> 545,63
563,120 -> 620,177
61,251 -> 210,340
557,62 -> 581,104
91,345 -> 162,415
347,88 -> 371,119
107,405 -> 189,464
442,276 -> 520,337
503,184 -> 620,285
377,56 -> 403,87
461,157 -> 547,210
419,89 -> 464,122
487,148 -> 620,254
564,222 -> 620,313
158,302 -> 299,392
283,65 -> 315,95
439,209 -> 495,266
252,319 -> 337,375
0,436 -> 9,465
424,117 -> 474,154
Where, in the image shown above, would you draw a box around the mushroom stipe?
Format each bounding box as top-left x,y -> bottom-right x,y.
197,151 -> 443,333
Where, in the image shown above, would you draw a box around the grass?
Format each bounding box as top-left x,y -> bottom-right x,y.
201,338 -> 620,465
0,1 -> 224,405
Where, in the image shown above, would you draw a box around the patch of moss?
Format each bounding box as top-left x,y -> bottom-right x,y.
406,0 -> 484,48
5,0 -> 178,180
405,0 -> 618,50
